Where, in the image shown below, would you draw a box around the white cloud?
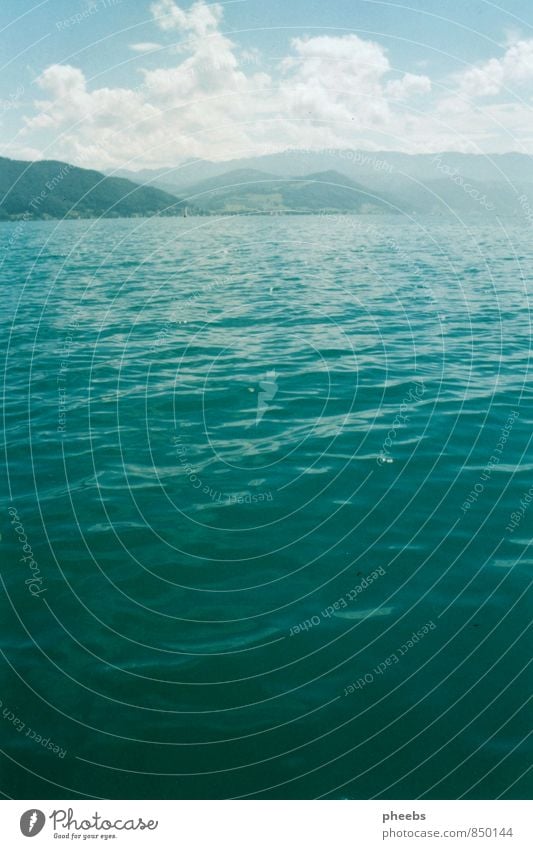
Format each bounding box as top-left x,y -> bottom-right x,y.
456,37 -> 533,97
24,4 -> 272,168
280,34 -> 392,127
0,142 -> 45,161
19,1 -> 533,167
386,72 -> 431,100
27,65 -> 88,128
150,0 -> 223,37
130,42 -> 163,53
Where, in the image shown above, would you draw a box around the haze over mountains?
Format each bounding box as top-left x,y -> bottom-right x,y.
115,150 -> 533,216
169,169 -> 395,214
118,150 -> 533,188
1,150 -> 532,219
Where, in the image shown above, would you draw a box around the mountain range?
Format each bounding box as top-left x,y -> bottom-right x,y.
1,150 -> 532,220
115,149 -> 533,216
172,169 -> 396,214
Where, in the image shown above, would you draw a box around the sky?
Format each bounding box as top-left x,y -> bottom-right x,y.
1,0 -> 533,169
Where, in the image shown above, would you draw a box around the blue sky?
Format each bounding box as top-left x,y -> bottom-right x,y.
1,0 -> 533,167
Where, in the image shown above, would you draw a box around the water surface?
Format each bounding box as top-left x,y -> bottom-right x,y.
1,215 -> 531,799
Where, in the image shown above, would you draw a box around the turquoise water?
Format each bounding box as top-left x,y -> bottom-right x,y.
1,215 -> 531,799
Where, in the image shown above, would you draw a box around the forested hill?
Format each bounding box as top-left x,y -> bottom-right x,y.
0,157 -> 191,220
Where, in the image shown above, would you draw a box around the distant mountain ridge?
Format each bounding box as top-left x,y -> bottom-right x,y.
115,150 -> 533,190
114,150 -> 533,217
2,151 -> 532,219
0,157 -> 193,220
180,168 -> 396,214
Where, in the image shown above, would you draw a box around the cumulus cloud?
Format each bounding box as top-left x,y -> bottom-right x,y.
386,72 -> 431,100
20,0 -> 533,167
25,3 -> 272,167
280,34 -> 392,126
456,37 -> 533,97
27,65 -> 88,129
150,0 -> 223,37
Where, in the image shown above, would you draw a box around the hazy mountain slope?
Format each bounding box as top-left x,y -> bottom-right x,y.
114,151 -> 533,216
116,150 -> 533,191
0,157 -> 192,220
3,154 -> 530,219
178,169 -> 396,213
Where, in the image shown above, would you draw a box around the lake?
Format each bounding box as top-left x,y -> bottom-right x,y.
1,215 -> 531,799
